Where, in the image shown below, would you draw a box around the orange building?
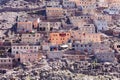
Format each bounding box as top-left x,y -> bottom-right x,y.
49,32 -> 71,44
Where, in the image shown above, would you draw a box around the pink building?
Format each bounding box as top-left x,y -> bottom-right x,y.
15,51 -> 42,63
17,21 -> 33,33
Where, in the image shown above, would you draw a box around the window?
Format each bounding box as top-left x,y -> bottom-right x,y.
9,65 -> 11,67
16,51 -> 18,54
117,45 -> 120,48
9,60 -> 11,62
76,44 -> 78,47
28,59 -> 30,61
32,34 -> 35,37
36,39 -> 38,41
30,47 -> 33,49
13,47 -> 15,49
81,45 -> 83,47
54,34 -> 56,36
89,45 -> 91,47
4,60 -> 6,62
37,35 -> 39,37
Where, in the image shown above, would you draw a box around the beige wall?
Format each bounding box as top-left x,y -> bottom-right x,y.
0,58 -> 13,69
21,33 -> 43,44
93,13 -> 112,22
39,21 -> 61,30
15,52 -> 42,63
78,24 -> 96,33
69,15 -> 91,27
46,7 -> 65,18
20,53 -> 38,63
63,54 -> 86,61
17,21 -> 33,32
71,31 -> 102,43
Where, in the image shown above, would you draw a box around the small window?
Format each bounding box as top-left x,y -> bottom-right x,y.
37,35 -> 39,37
17,47 -> 19,49
9,60 -> 11,62
67,34 -> 69,35
33,35 -> 35,37
30,47 -> 33,49
9,65 -> 11,67
4,60 -> 6,62
81,45 -> 83,47
89,45 -> 91,47
76,44 -> 78,47
16,51 -> 18,54
13,47 -> 15,49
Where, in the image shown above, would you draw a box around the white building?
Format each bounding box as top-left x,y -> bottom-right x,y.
104,8 -> 120,15
96,0 -> 109,8
21,33 -> 43,44
63,0 -> 76,8
45,1 -> 61,7
73,41 -> 111,54
11,43 -> 40,55
73,42 -> 93,54
38,21 -> 61,31
78,23 -> 96,33
94,20 -> 108,31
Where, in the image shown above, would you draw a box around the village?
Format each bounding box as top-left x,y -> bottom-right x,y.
0,0 -> 120,80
